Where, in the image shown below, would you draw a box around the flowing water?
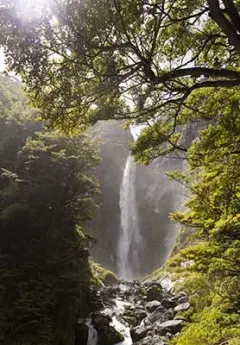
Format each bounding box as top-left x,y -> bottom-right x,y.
117,155 -> 142,280
84,300 -> 133,345
112,316 -> 132,345
86,319 -> 98,345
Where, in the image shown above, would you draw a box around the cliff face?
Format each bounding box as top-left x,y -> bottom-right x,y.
136,122 -> 201,275
135,157 -> 184,276
87,120 -> 185,277
86,120 -> 132,270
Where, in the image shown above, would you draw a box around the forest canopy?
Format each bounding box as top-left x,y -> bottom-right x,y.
0,1 -> 240,345
1,0 -> 240,162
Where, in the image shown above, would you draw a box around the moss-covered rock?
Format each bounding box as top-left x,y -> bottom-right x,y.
146,283 -> 163,301
98,325 -> 124,345
90,261 -> 119,286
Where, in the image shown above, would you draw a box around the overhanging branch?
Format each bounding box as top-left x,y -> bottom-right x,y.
154,67 -> 240,84
207,0 -> 240,51
222,0 -> 240,32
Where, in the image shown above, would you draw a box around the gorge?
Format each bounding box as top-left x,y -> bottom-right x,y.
87,120 -> 185,278
0,68 -> 239,345
1,0 -> 240,341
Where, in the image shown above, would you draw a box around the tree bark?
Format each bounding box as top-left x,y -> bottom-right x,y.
207,0 -> 240,51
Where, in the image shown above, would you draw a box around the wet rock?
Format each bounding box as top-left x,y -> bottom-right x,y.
148,311 -> 174,325
174,302 -> 190,312
165,332 -> 174,339
174,315 -> 188,321
75,322 -> 89,345
130,325 -> 152,342
140,316 -> 151,327
92,312 -> 123,345
92,312 -> 111,328
98,325 -> 124,345
178,295 -> 189,303
146,283 -> 163,301
133,279 -> 141,286
173,292 -> 189,304
101,285 -> 121,297
155,319 -> 183,335
157,278 -> 174,292
161,298 -> 176,309
136,300 -> 144,307
99,286 -> 121,307
122,306 -> 147,327
92,282 -> 190,345
148,305 -> 174,324
146,300 -> 161,313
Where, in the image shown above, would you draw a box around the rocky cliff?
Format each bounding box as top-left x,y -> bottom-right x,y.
86,120 -> 185,277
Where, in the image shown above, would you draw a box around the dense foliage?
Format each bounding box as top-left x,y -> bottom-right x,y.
150,102 -> 240,345
0,74 -> 99,345
1,0 -> 240,162
1,1 -> 240,345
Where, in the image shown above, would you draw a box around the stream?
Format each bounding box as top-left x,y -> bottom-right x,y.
81,280 -> 189,345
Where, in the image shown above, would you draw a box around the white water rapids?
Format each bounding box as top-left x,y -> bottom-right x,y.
117,155 -> 142,280
86,319 -> 98,345
84,299 -> 132,345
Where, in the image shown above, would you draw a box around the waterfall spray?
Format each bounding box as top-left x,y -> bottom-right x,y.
117,155 -> 141,280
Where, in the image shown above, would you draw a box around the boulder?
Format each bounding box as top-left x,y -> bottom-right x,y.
178,295 -> 189,304
173,292 -> 189,304
91,312 -> 124,345
146,283 -> 163,301
92,312 -> 111,328
103,272 -> 119,286
98,325 -> 124,345
161,298 -> 176,309
174,302 -> 190,312
100,285 -> 121,298
155,320 -> 183,335
130,325 -> 152,342
122,307 -> 147,327
174,315 -> 188,321
148,305 -> 174,324
146,300 -> 161,313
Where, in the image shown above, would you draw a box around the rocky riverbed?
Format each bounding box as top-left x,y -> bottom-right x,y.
76,279 -> 190,345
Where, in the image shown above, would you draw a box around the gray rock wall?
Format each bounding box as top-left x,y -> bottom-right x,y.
86,120 -> 190,277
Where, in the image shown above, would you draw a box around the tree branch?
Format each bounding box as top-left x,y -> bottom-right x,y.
154,67 -> 240,84
207,0 -> 240,51
187,78 -> 240,91
222,0 -> 240,32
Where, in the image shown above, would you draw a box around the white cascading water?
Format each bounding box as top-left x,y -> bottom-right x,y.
86,320 -> 98,345
117,155 -> 142,280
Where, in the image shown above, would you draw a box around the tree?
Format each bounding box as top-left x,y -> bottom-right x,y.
1,0 -> 240,162
162,93 -> 240,345
0,74 -> 99,345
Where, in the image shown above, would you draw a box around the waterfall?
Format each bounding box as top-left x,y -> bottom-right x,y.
86,320 -> 98,345
117,155 -> 142,280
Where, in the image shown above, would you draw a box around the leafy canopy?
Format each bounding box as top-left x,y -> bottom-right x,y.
1,0 -> 240,161
160,86 -> 240,345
